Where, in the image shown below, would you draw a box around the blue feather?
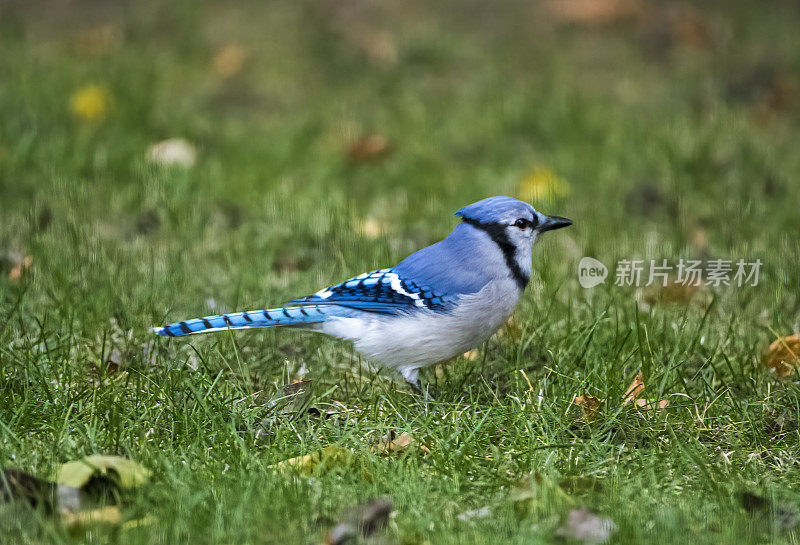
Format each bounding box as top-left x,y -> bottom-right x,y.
153,305 -> 331,337
287,269 -> 458,314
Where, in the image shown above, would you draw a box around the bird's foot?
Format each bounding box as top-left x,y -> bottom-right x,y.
401,368 -> 436,400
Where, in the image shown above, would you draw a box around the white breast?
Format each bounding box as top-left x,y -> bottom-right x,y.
316,278 -> 521,376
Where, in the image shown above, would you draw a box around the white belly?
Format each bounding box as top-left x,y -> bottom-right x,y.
316,280 -> 520,375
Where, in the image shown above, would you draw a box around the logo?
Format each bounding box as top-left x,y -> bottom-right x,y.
578,257 -> 608,288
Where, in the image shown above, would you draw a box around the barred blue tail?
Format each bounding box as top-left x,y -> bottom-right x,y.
152,305 -> 330,337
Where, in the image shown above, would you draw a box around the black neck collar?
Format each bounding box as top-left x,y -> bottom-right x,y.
460,217 -> 529,290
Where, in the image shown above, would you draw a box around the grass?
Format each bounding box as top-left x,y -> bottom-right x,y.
1,0 -> 800,543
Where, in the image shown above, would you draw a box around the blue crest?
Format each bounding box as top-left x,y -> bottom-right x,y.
455,196 -> 537,224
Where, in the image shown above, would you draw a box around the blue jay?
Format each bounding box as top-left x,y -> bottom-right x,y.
153,196 -> 571,393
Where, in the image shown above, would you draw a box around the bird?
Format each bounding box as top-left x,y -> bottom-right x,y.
153,196 -> 572,394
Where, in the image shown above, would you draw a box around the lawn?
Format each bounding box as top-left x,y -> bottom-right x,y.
1,1 -> 800,543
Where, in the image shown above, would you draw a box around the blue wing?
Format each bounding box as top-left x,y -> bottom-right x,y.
287,268 -> 458,315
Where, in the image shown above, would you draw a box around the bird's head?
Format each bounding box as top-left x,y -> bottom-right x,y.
455,196 -> 572,248
454,196 -> 572,286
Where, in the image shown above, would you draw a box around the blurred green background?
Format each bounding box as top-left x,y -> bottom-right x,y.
1,1 -> 800,543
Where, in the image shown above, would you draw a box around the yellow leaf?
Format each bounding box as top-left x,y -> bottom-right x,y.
273,446 -> 367,478
57,455 -> 151,489
69,84 -> 111,122
518,167 -> 571,203
62,505 -> 121,528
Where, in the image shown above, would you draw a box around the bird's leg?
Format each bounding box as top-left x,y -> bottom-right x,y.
400,367 -> 435,400
400,368 -> 423,396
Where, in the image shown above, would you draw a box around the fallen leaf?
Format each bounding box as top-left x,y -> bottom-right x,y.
371,431 -> 430,456
347,135 -> 390,162
575,371 -> 668,420
273,446 -> 365,478
573,395 -> 603,421
547,0 -> 644,27
623,371 -> 645,402
462,349 -> 480,361
147,138 -> 197,167
57,455 -> 151,490
763,333 -> 800,377
518,167 -> 571,203
212,44 -> 246,78
8,254 -> 32,282
327,497 -> 393,545
62,505 -> 121,527
556,507 -> 617,545
70,84 -> 112,122
623,371 -> 669,409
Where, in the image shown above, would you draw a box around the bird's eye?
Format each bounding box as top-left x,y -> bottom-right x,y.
514,218 -> 532,229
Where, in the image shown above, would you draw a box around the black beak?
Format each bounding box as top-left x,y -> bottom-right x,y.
538,215 -> 572,233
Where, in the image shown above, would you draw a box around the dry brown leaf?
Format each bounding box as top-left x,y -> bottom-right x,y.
9,254 -> 32,281
574,395 -> 604,421
371,431 -> 430,456
575,371 -> 668,419
623,371 -> 645,403
632,398 -> 670,409
547,0 -> 644,26
212,44 -> 246,78
763,333 -> 800,377
623,371 -> 669,409
347,135 -> 390,162
462,349 -> 480,361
